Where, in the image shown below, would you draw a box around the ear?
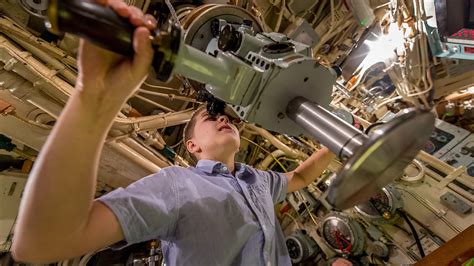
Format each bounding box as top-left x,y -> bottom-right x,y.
186,139 -> 201,155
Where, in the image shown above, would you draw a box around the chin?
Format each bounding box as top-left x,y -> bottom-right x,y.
216,136 -> 240,150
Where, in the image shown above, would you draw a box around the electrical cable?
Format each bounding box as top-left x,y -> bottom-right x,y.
397,209 -> 425,258
301,197 -> 319,227
137,89 -> 198,103
4,214 -> 18,252
143,81 -> 180,91
114,108 -> 194,124
240,136 -> 288,171
283,212 -> 301,229
374,2 -> 391,9
164,0 -> 181,29
389,223 -> 413,236
268,159 -> 279,170
170,139 -> 183,149
394,186 -> 461,233
133,94 -> 174,113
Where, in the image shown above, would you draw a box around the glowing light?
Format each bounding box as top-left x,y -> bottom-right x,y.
360,24 -> 404,72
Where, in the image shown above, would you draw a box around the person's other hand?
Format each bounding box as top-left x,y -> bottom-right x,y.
331,258 -> 353,266
76,0 -> 157,108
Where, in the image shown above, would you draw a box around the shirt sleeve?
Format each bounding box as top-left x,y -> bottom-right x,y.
254,168 -> 288,204
96,168 -> 179,249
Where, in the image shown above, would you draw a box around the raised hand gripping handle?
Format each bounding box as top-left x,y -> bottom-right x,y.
46,0 -> 136,56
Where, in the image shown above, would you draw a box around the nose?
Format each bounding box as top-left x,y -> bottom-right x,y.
218,115 -> 229,123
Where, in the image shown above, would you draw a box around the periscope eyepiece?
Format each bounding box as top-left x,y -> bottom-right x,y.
196,90 -> 226,118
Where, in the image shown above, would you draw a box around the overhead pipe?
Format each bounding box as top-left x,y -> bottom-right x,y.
0,29 -> 190,174
108,142 -> 161,173
120,138 -> 172,168
0,35 -> 74,99
246,124 -> 308,159
0,63 -> 63,119
7,34 -> 77,85
113,109 -> 193,133
1,33 -> 191,131
0,17 -> 77,68
139,131 -> 191,167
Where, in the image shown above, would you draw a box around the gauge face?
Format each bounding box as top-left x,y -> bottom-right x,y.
467,165 -> 474,177
20,0 -> 47,17
333,109 -> 355,125
286,238 -> 301,259
355,189 -> 391,217
423,141 -> 436,154
322,218 -> 353,251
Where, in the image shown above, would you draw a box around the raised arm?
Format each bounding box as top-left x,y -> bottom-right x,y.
11,1 -> 156,263
285,147 -> 336,192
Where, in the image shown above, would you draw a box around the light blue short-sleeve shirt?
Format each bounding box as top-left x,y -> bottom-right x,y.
97,159 -> 291,265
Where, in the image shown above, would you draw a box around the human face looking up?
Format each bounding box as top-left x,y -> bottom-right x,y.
185,109 -> 241,162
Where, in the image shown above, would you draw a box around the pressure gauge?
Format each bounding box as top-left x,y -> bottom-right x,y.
20,0 -> 48,17
354,185 -> 402,223
286,230 -> 320,263
320,212 -> 365,256
333,109 -> 355,126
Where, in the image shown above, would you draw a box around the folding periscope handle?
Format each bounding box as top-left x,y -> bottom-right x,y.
46,0 -> 136,56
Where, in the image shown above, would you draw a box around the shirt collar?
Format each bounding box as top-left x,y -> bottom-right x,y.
196,159 -> 226,174
195,160 -> 251,176
235,162 -> 247,172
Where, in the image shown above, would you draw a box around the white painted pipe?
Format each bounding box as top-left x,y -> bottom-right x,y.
256,149 -> 286,170
246,124 -> 307,159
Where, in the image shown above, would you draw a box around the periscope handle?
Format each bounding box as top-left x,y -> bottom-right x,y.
46,0 -> 136,56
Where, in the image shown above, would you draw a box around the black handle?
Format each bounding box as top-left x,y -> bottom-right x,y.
47,0 -> 136,56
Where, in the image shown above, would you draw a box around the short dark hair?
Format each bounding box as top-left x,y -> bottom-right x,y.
183,105 -> 206,161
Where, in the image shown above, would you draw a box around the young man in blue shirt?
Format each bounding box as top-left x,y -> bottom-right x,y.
11,0 -> 334,264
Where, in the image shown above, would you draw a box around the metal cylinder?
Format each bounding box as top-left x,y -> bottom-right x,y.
173,44 -> 232,90
173,44 -> 259,105
286,97 -> 368,159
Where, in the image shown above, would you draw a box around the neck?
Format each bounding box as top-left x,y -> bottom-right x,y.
199,153 -> 236,173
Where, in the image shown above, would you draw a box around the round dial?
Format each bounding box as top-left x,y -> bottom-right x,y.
356,190 -> 390,217
286,238 -> 302,260
286,239 -> 303,260
354,186 -> 402,222
322,218 -> 353,251
20,0 -> 48,17
285,230 -> 319,263
320,212 -> 366,256
333,109 -> 355,125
